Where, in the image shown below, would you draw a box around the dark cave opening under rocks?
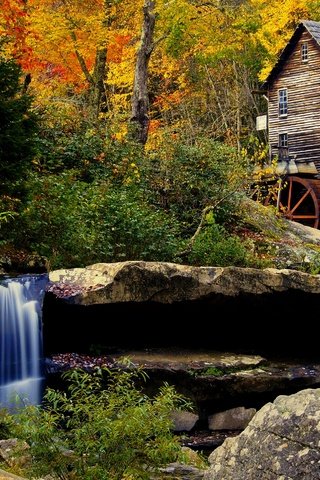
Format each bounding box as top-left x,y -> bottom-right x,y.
42,289 -> 320,359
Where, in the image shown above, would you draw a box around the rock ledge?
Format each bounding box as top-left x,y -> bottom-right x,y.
48,261 -> 320,305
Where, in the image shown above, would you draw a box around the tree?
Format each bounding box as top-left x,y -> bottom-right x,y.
0,50 -> 38,197
0,0 -> 33,68
253,0 -> 310,80
130,0 -> 156,144
15,0 -> 140,122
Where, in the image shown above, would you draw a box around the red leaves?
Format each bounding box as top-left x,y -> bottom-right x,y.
107,34 -> 131,63
1,0 -> 34,67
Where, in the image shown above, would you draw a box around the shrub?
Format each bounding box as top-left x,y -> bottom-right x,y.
34,115 -> 145,185
34,120 -> 106,174
187,215 -> 252,267
143,136 -> 249,235
7,365 -> 190,480
7,172 -> 182,268
0,409 -> 14,439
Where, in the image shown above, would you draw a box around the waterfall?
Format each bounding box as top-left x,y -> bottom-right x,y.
0,274 -> 48,409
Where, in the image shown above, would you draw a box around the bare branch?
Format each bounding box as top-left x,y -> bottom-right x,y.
69,29 -> 93,86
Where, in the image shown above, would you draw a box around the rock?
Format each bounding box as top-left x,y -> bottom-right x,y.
0,469 -> 29,480
208,406 -> 256,431
240,198 -> 320,270
159,462 -> 205,480
204,388 -> 320,480
180,447 -> 207,468
48,261 -> 320,305
111,351 -> 265,371
0,439 -> 30,468
170,411 -> 199,431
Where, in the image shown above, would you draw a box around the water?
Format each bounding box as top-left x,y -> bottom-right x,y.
0,274 -> 48,409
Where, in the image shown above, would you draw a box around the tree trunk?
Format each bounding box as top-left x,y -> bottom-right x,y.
70,31 -> 107,120
90,47 -> 107,118
70,0 -> 112,120
130,0 -> 156,145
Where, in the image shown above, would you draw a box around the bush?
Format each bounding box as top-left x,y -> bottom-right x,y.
0,409 -> 14,439
35,121 -> 106,174
143,136 -> 249,235
7,365 -> 190,480
187,215 -> 253,267
7,172 -> 182,268
34,115 -> 145,185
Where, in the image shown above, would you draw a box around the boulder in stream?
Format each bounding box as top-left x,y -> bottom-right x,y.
204,388 -> 320,480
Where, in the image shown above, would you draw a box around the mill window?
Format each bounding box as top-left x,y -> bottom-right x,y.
278,133 -> 289,161
279,133 -> 288,148
301,41 -> 308,62
278,88 -> 288,117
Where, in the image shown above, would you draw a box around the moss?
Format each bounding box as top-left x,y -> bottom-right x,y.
304,243 -> 320,252
195,363 -> 264,377
201,366 -> 225,376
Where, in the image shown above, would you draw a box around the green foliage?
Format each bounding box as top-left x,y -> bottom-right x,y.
201,366 -> 225,377
298,251 -> 320,275
6,172 -> 181,268
7,366 -> 190,480
0,409 -> 15,439
145,137 -> 248,235
165,22 -> 191,58
0,211 -> 18,226
187,216 -> 252,267
34,120 -> 106,175
0,54 -> 38,197
34,116 -> 144,184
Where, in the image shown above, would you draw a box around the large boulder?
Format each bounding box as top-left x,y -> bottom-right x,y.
204,388 -> 320,480
240,197 -> 320,270
48,261 -> 320,305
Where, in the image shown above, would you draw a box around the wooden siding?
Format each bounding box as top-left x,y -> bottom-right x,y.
268,30 -> 320,173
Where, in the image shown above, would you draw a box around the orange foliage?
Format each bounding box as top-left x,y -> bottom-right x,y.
0,0 -> 33,68
148,119 -> 161,133
107,34 -> 131,63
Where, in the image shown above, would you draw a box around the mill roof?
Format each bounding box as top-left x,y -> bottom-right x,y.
262,20 -> 320,89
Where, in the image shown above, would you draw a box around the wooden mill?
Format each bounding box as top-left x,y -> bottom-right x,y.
260,20 -> 320,228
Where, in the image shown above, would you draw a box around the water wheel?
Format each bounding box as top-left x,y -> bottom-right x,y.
265,176 -> 320,229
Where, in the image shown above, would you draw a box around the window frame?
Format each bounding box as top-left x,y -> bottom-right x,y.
278,88 -> 288,117
301,41 -> 308,62
279,133 -> 288,148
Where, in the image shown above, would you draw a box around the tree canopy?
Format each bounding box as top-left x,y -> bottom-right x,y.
0,0 -> 315,269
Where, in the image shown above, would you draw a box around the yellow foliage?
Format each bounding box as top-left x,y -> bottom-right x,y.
253,0 -> 311,80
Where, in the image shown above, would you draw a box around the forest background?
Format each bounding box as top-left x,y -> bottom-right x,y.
1,0 -> 319,270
